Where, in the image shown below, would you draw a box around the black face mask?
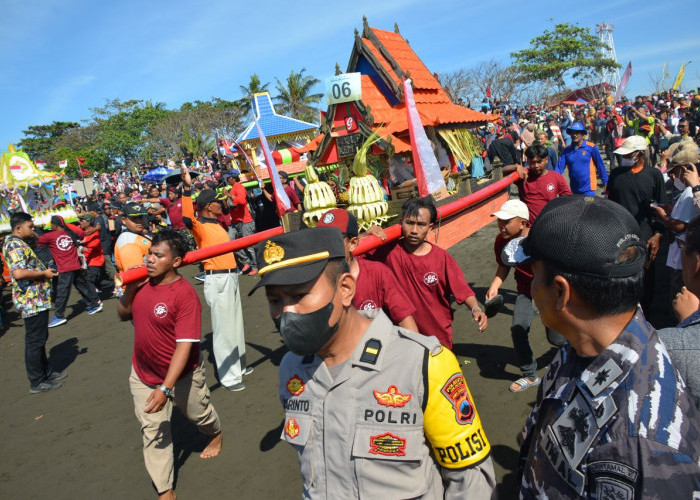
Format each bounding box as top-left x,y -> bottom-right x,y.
273,297 -> 340,356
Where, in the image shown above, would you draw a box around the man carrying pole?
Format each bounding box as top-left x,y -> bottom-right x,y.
181,165 -> 251,391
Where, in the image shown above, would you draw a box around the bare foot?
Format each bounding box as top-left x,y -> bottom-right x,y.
200,432 -> 222,459
673,287 -> 699,323
158,489 -> 176,499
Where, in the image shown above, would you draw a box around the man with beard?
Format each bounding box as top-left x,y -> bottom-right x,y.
118,230 -> 222,500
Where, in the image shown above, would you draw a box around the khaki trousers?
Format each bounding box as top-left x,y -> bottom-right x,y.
129,363 -> 221,493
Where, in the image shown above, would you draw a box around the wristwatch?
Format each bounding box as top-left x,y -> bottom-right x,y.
157,385 -> 173,398
692,185 -> 700,194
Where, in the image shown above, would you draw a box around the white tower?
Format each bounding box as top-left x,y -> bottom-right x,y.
596,23 -> 621,90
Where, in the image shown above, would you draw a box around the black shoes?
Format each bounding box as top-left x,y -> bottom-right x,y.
29,380 -> 62,394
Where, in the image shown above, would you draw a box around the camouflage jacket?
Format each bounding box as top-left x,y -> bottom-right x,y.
518,308 -> 700,499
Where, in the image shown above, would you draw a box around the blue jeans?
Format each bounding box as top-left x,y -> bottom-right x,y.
511,294 -> 566,379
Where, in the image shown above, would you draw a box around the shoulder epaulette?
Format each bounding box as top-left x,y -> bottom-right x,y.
397,328 -> 443,356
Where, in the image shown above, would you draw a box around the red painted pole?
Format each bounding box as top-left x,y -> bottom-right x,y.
114,226 -> 284,286
115,172 -> 519,286
354,172 -> 519,255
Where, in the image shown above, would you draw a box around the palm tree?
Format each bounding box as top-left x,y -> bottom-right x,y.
238,73 -> 270,117
274,68 -> 323,123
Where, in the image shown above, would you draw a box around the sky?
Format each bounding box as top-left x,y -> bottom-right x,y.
2,0 -> 699,149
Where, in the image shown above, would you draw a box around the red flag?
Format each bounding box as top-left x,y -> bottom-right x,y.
80,167 -> 90,177
254,118 -> 291,217
486,85 -> 491,98
76,157 -> 86,166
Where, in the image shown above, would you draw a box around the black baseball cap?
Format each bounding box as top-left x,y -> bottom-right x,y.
249,227 -> 346,295
196,189 -> 218,208
123,203 -> 147,218
502,196 -> 646,278
316,208 -> 359,237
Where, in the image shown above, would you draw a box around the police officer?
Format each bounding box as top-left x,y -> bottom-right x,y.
251,227 -> 495,499
555,122 -> 608,196
503,196 -> 700,498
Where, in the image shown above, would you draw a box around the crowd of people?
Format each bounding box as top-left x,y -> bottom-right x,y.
3,87 -> 700,498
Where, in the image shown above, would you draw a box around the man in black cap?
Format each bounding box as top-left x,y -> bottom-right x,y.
504,196 -> 700,498
114,203 -> 152,273
251,227 -> 495,498
181,166 -> 250,391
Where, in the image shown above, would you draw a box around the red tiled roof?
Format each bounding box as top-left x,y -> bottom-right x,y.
369,28 -> 440,91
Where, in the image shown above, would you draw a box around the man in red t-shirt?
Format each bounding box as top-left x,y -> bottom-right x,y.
38,216 -> 101,327
78,214 -> 113,295
317,208 -> 418,331
369,198 -> 487,349
485,200 -> 566,393
504,144 -> 572,223
118,229 -> 222,500
225,169 -> 257,274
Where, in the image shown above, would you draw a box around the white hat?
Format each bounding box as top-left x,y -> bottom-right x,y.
614,135 -> 647,155
492,199 -> 529,221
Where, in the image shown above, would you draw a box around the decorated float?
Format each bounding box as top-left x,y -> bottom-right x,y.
0,144 -> 76,232
288,18 -> 511,248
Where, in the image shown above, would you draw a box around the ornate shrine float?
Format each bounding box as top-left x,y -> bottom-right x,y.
287,18 -> 515,249
0,144 -> 76,233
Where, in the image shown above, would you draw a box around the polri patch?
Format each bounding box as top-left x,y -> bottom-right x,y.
373,385 -> 412,407
286,375 -> 305,396
284,418 -> 300,439
441,373 -> 475,425
360,339 -> 382,364
369,432 -> 406,456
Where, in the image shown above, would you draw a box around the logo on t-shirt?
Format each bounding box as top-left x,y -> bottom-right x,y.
359,299 -> 378,310
423,272 -> 439,286
547,183 -> 555,192
154,302 -> 168,318
56,235 -> 73,251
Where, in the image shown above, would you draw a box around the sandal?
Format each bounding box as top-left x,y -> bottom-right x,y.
484,294 -> 504,318
509,377 -> 541,393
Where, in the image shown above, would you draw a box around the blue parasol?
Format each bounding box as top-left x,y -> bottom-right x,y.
142,167 -> 171,182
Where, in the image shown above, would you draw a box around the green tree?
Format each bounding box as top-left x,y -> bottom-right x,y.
17,121 -> 81,165
238,73 -> 270,117
90,99 -> 170,168
274,68 -> 323,123
511,22 -> 620,90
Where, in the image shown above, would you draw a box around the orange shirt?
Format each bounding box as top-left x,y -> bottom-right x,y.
182,193 -> 237,271
114,231 -> 152,272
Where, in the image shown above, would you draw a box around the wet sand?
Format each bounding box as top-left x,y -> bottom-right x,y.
0,222 -> 569,499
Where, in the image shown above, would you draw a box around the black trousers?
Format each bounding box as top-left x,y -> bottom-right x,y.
54,269 -> 99,318
25,310 -> 50,385
86,265 -> 113,291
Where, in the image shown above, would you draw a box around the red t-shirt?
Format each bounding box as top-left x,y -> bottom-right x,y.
370,240 -> 475,349
493,234 -> 533,297
160,198 -> 185,230
131,277 -> 202,386
515,169 -> 572,222
37,228 -> 85,272
82,231 -> 105,267
229,183 -> 254,224
353,257 -> 416,324
284,185 -> 301,209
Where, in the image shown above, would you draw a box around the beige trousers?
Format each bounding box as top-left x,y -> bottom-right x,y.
129,363 -> 221,493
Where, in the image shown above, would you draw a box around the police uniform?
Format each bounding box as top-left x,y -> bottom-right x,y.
252,228 -> 495,499
279,309 -> 495,499
518,308 -> 700,498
